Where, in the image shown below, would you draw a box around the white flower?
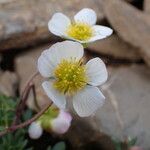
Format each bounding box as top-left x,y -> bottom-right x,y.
48,8 -> 113,43
50,110 -> 72,134
28,122 -> 43,139
38,41 -> 107,117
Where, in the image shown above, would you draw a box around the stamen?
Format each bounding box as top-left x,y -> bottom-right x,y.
53,59 -> 88,95
66,22 -> 93,41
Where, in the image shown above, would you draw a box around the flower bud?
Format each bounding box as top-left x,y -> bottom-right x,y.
51,110 -> 72,134
28,122 -> 43,139
129,146 -> 143,150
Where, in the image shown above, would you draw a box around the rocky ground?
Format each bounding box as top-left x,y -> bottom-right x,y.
0,0 -> 150,149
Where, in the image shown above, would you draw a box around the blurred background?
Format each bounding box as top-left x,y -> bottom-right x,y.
0,0 -> 150,149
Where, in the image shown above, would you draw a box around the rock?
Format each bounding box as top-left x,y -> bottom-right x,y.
64,116 -> 115,150
0,24 -> 4,40
95,65 -> 150,149
144,0 -> 150,14
15,45 -> 45,88
15,44 -> 51,111
0,0 -> 104,51
89,34 -> 141,61
0,0 -> 15,4
102,0 -> 150,66
0,71 -> 19,96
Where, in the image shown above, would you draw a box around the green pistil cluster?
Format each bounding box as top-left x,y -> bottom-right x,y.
37,107 -> 59,130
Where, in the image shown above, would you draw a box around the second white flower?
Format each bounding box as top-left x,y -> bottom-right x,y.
38,41 -> 108,117
48,8 -> 113,43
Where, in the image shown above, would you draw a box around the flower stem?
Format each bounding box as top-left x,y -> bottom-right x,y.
13,71 -> 39,125
0,71 -> 53,137
0,102 -> 52,137
82,43 -> 88,48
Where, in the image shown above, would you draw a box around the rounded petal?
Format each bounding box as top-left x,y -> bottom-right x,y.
88,25 -> 113,42
86,57 -> 108,86
59,110 -> 72,123
38,41 -> 84,77
28,122 -> 43,139
42,81 -> 66,109
48,41 -> 84,62
74,8 -> 97,25
37,50 -> 55,77
48,13 -> 71,36
73,86 -> 105,117
51,110 -> 72,134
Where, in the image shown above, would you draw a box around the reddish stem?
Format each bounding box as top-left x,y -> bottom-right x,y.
13,71 -> 39,125
0,102 -> 52,137
0,71 -> 53,137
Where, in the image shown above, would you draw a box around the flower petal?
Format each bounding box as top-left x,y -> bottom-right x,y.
28,122 -> 43,139
48,13 -> 71,36
74,8 -> 97,25
88,25 -> 113,42
38,41 -> 84,77
48,41 -> 84,62
42,81 -> 66,109
86,57 -> 108,86
37,50 -> 56,77
73,86 -> 105,117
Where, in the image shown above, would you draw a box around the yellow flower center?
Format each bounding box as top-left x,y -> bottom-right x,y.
53,59 -> 88,95
66,22 -> 93,41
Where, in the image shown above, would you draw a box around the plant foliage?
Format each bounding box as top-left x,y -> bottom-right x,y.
0,95 -> 33,149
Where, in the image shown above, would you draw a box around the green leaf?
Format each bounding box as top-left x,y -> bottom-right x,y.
52,142 -> 66,150
0,95 -> 18,130
128,137 -> 137,148
82,43 -> 88,48
112,139 -> 122,150
22,109 -> 33,121
0,94 -> 34,130
0,94 -> 33,150
0,129 -> 33,149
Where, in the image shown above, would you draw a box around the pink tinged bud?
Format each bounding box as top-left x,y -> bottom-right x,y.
129,146 -> 143,150
51,110 -> 72,134
28,122 -> 43,139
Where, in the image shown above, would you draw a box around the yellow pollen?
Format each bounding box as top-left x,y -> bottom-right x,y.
53,59 -> 88,95
66,22 -> 93,41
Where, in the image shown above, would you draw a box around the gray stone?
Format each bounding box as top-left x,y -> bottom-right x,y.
144,0 -> 150,14
95,65 -> 150,149
15,44 -> 53,111
0,0 -> 15,4
102,0 -> 150,66
89,34 -> 141,61
0,71 -> 19,96
0,0 -> 104,51
64,116 -> 115,150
